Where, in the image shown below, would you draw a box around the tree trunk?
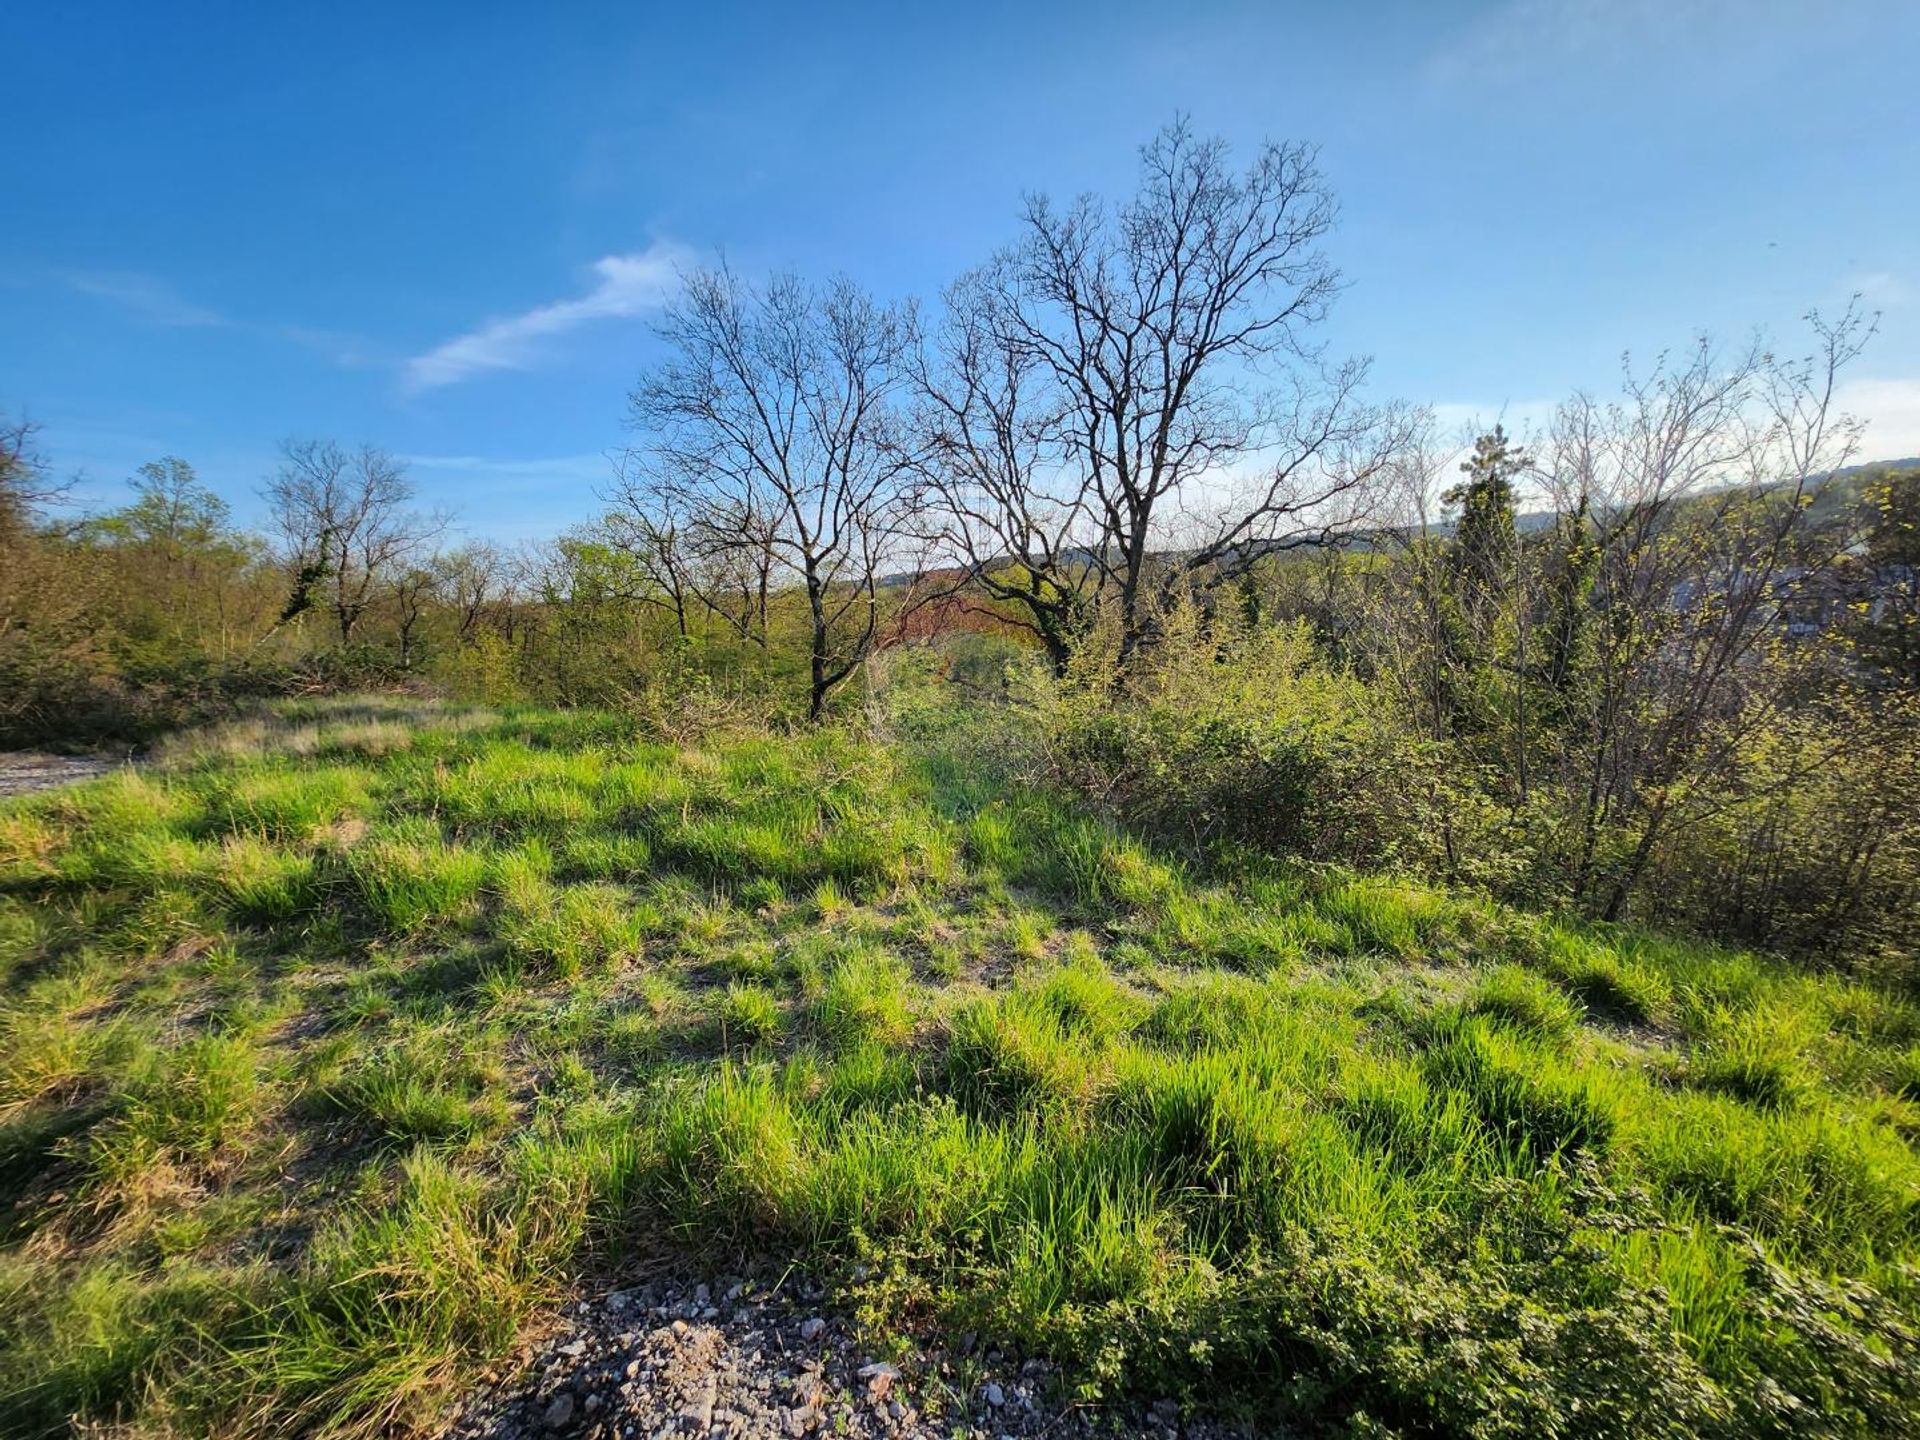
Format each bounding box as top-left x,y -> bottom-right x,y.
806,569 -> 829,723
1600,790 -> 1670,923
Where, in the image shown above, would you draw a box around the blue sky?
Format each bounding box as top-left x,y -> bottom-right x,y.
4,0 -> 1917,541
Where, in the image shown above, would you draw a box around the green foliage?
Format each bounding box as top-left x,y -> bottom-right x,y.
1848,466 -> 1920,688
347,825 -> 490,933
1443,425 -> 1527,615
319,1029 -> 509,1146
1031,604 -> 1458,870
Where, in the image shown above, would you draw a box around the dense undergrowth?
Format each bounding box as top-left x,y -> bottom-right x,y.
0,698 -> 1917,1437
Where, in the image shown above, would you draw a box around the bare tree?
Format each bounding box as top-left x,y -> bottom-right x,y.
601,470 -> 698,639
959,118 -> 1403,669
260,440 -> 445,645
1541,304 -> 1874,919
909,265 -> 1102,672
685,497 -> 779,649
431,541 -> 515,644
629,267 -> 924,720
390,564 -> 435,671
0,415 -> 67,539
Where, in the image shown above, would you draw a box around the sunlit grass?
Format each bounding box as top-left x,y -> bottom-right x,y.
0,695 -> 1914,1437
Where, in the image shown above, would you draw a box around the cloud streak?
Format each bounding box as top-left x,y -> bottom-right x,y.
1425,380 -> 1920,470
57,269 -> 386,368
1424,0 -> 1801,86
403,242 -> 692,392
63,270 -> 228,328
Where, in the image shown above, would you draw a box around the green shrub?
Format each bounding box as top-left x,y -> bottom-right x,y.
1028,609 -> 1453,870
815,947 -> 913,1048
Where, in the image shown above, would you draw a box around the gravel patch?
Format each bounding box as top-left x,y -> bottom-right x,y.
443,1272 -> 1250,1440
0,751 -> 117,799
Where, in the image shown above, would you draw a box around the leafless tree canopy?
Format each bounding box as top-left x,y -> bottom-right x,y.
913,119 -> 1413,668
261,439 -> 445,644
627,268 -> 923,719
430,541 -> 516,644
0,415 -> 68,538
908,265 -> 1099,670
603,463 -> 779,648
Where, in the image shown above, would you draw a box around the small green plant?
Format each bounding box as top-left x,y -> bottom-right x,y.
215,836 -> 321,922
349,827 -> 489,933
720,982 -> 783,1048
498,881 -> 647,978
1467,964 -> 1585,1045
816,947 -> 914,1048
1686,1003 -> 1814,1111
90,1032 -> 262,1192
319,1030 -> 508,1146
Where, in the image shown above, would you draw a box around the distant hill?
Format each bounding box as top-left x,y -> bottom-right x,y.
884,458 -> 1920,584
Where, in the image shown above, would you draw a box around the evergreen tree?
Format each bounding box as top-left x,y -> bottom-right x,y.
1444,425 -> 1528,616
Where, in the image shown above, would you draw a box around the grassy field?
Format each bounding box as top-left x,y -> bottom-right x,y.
1,698 -> 1916,1437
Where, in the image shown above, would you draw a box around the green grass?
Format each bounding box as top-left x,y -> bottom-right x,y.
0,696 -> 1915,1438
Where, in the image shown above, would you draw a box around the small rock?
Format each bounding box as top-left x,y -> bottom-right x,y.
559,1339 -> 588,1358
781,1407 -> 811,1437
798,1317 -> 826,1341
980,1381 -> 1005,1408
543,1391 -> 576,1430
681,1377 -> 716,1431
693,1283 -> 711,1305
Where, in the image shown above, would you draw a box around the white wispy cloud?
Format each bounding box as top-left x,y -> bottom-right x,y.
1429,399 -> 1560,441
403,242 -> 693,392
1838,377 -> 1920,462
1848,272 -> 1913,308
57,269 -> 386,368
402,451 -> 617,486
1426,384 -> 1920,467
63,270 -> 228,328
1425,0 -> 1798,85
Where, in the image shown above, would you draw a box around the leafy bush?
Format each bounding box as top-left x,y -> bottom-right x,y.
1026,606 -> 1472,874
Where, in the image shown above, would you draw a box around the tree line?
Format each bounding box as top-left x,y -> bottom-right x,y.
2,119 -> 1915,968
